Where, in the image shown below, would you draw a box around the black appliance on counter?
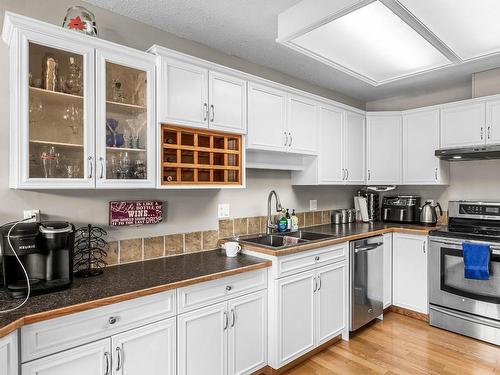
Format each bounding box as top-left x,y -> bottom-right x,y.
382,195 -> 421,223
0,221 -> 75,298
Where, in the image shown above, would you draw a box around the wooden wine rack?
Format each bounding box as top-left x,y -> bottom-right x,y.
161,125 -> 242,185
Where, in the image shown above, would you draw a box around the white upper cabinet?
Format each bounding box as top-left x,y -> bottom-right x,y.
291,106 -> 365,186
157,54 -> 247,134
403,109 -> 449,185
95,46 -> 156,189
440,102 -> 486,148
287,95 -> 317,154
247,82 -> 288,152
486,99 -> 500,144
344,110 -> 365,184
317,104 -> 344,183
160,58 -> 209,129
366,114 -> 402,185
208,71 -> 247,134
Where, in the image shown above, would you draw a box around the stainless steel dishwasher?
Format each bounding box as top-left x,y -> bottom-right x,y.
349,235 -> 384,331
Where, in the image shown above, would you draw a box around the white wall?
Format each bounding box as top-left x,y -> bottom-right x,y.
0,0 -> 362,240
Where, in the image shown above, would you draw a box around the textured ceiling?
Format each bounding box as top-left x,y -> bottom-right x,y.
83,0 -> 500,102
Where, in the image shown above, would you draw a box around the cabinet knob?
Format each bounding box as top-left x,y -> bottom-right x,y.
108,316 -> 117,325
315,256 -> 320,262
226,285 -> 232,291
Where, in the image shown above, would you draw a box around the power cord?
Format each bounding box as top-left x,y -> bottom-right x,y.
0,216 -> 36,314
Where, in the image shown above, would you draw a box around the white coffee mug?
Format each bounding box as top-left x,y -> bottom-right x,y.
224,241 -> 241,257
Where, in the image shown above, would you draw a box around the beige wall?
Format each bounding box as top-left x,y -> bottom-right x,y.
0,0 -> 362,240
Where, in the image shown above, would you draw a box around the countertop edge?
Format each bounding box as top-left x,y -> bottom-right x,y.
240,227 -> 434,256
0,260 -> 271,339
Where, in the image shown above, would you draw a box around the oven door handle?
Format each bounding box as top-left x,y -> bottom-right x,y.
431,305 -> 500,329
430,239 -> 500,254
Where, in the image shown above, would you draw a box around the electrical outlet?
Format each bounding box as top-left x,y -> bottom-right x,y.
218,204 -> 230,219
309,200 -> 318,211
23,209 -> 40,222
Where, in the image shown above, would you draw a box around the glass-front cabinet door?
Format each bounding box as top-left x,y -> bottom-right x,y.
20,31 -> 95,188
95,47 -> 156,188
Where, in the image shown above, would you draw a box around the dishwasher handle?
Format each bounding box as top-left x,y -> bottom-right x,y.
354,242 -> 383,253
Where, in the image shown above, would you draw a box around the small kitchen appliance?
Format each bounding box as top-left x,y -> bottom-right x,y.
382,195 -> 421,223
357,189 -> 380,221
420,200 -> 443,225
429,200 -> 500,345
0,221 -> 75,298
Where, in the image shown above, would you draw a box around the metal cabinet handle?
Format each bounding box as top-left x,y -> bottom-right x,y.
88,156 -> 93,178
115,346 -> 122,372
108,316 -> 117,325
226,285 -> 232,291
99,157 -> 104,179
341,169 -> 345,180
346,169 -> 349,181
317,275 -> 322,291
288,132 -> 292,147
284,132 -> 288,147
481,127 -> 484,140
203,103 -> 208,121
367,169 -> 371,180
315,255 -> 320,262
423,242 -> 426,254
104,352 -> 111,375
210,104 -> 215,122
313,277 -> 318,292
230,309 -> 236,328
488,126 -> 492,140
434,167 -> 438,181
223,311 -> 229,330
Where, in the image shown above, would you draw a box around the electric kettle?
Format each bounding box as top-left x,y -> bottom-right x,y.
420,201 -> 442,225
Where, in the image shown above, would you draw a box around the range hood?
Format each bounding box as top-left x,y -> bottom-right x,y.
435,145 -> 500,161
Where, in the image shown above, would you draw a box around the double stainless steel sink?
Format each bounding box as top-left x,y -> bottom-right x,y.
238,230 -> 336,250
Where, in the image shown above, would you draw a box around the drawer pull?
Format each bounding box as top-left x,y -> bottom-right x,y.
116,346 -> 122,371
108,316 -> 117,325
104,352 -> 111,375
223,311 -> 229,330
226,285 -> 232,291
315,256 -> 320,262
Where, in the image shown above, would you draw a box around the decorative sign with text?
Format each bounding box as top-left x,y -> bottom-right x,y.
109,200 -> 164,226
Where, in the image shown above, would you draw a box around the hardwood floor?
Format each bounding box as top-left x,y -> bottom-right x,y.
283,312 -> 500,374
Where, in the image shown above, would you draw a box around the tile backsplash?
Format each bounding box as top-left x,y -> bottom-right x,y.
106,209 -> 332,267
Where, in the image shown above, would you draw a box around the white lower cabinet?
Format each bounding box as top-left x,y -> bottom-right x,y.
392,233 -> 428,314
383,233 -> 393,309
22,317 -> 176,375
0,331 -> 18,375
178,290 -> 267,375
22,339 -> 110,375
111,318 -> 176,375
272,261 -> 347,368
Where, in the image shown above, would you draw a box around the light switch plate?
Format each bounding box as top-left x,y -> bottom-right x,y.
218,203 -> 230,219
309,200 -> 318,211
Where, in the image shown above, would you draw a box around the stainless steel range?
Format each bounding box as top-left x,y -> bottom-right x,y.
428,200 -> 500,345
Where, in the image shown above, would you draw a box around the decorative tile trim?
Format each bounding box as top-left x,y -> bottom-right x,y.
110,209 -> 338,267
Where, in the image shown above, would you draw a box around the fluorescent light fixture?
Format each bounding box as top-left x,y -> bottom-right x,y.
398,0 -> 500,61
285,1 -> 451,85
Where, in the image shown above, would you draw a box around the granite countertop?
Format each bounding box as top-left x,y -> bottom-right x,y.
0,250 -> 270,338
240,221 -> 438,256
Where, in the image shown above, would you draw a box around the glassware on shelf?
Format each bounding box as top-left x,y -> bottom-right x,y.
33,78 -> 42,89
133,159 -> 146,179
40,146 -> 59,178
125,115 -> 146,149
42,53 -> 58,91
131,73 -> 147,106
111,79 -> 127,103
64,56 -> 82,95
62,104 -> 82,135
29,95 -> 45,124
106,118 -> 124,147
118,152 -> 130,179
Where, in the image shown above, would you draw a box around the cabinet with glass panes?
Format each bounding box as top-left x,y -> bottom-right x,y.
4,12 -> 156,188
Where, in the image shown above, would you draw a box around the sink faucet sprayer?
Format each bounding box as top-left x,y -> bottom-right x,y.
266,190 -> 282,234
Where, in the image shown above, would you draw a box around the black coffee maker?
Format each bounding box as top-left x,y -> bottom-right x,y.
0,221 -> 75,298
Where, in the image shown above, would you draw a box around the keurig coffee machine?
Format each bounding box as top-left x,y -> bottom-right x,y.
0,221 -> 75,298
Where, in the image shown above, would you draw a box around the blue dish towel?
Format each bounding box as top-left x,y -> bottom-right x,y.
463,242 -> 491,280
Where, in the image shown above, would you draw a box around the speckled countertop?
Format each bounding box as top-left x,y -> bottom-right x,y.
240,221 -> 438,256
0,250 -> 270,338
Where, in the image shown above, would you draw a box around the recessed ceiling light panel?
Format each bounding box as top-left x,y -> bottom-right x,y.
289,1 -> 451,85
398,0 -> 500,61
